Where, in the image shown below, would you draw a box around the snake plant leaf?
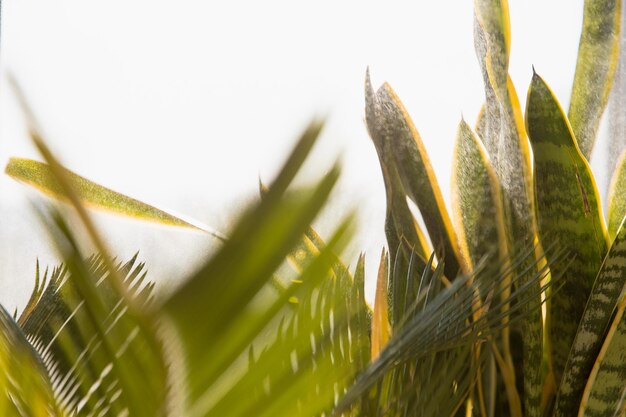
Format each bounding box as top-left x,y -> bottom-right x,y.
371,250 -> 390,360
569,0 -> 621,160
451,120 -> 523,416
336,244 -> 560,416
578,293 -> 626,416
0,305 -> 62,417
608,150 -> 626,240
365,70 -> 433,324
474,2 -> 544,413
5,157 -> 225,240
525,72 -> 609,384
451,119 -> 509,273
608,4 -> 626,182
554,217 -> 626,417
364,72 -> 465,280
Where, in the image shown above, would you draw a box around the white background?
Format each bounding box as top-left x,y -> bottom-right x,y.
0,1 -> 601,308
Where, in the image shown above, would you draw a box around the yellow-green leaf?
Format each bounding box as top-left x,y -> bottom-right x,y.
569,0 -> 621,159
371,250 -> 390,360
608,150 -> 626,240
5,158 -> 224,239
0,306 -> 62,417
451,119 -> 508,272
525,72 -> 609,384
578,293 -> 626,417
474,2 -> 544,413
555,217 -> 626,417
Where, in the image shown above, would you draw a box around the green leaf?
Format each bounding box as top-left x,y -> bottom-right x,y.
555,217 -> 626,417
371,250 -> 390,360
608,5 -> 626,184
608,150 -> 626,240
364,71 -> 465,280
0,306 -> 62,417
474,2 -> 544,413
160,122 -> 370,417
5,157 -> 225,239
578,293 -> 626,416
37,213 -> 168,417
569,0 -> 621,159
336,243 -> 560,416
451,119 -> 523,416
451,119 -> 508,273
525,71 -> 609,384
365,70 -> 433,325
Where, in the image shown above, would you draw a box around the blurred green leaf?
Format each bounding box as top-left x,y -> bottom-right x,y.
160,121 -> 370,417
0,305 -> 62,417
5,157 -> 225,239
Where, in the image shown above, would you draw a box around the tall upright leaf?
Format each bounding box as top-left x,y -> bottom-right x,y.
569,0 -> 621,159
451,119 -> 519,415
608,1 -> 626,182
608,149 -> 626,240
578,293 -> 626,416
525,72 -> 609,385
474,1 -> 544,413
365,72 -> 465,280
555,218 -> 626,417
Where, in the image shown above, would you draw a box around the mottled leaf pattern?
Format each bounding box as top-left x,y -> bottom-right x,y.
364,73 -> 465,280
578,293 -> 626,417
608,2 -> 626,182
474,1 -> 544,414
525,72 -> 609,385
569,0 -> 621,159
555,217 -> 626,416
608,150 -> 626,240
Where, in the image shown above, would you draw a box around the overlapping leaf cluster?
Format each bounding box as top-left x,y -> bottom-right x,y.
357,0 -> 626,416
1,0 -> 626,416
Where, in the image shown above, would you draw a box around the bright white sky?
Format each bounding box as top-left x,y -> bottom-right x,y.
0,1 -> 601,308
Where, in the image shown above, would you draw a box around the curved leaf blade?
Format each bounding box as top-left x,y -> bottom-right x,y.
365,75 -> 465,280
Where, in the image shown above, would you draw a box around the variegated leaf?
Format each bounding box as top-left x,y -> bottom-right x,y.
608,150 -> 626,240
569,0 -> 621,159
525,72 -> 609,385
555,217 -> 626,417
474,1 -> 543,413
578,293 -> 626,416
364,73 -> 465,280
